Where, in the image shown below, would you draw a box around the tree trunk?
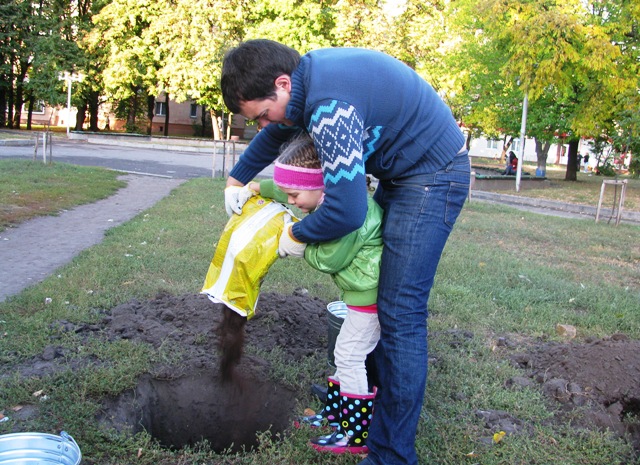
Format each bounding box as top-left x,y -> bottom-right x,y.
146,95 -> 155,136
6,94 -> 13,128
6,54 -> 15,128
0,84 -> 8,127
201,105 -> 207,138
12,60 -> 31,130
26,96 -> 34,130
75,100 -> 87,131
127,95 -> 137,132
12,89 -> 22,130
163,98 -> 169,137
534,138 -> 551,176
555,136 -> 566,164
211,109 -> 221,140
564,138 -> 580,181
500,136 -> 514,163
88,91 -> 100,132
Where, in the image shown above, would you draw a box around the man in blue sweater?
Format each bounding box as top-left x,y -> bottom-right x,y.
222,39 -> 470,465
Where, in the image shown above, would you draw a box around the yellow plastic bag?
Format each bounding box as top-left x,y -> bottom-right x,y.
201,195 -> 296,319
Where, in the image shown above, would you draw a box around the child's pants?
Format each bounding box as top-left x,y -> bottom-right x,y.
332,308 -> 380,395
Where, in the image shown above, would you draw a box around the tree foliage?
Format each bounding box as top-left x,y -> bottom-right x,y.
444,0 -> 638,180
3,0 -> 638,164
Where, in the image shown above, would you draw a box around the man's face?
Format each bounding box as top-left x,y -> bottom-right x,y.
239,75 -> 293,129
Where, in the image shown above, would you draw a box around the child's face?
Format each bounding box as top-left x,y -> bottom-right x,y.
280,187 -> 324,213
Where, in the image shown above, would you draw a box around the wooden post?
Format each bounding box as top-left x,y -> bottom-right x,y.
595,179 -> 628,226
47,132 -> 53,164
42,132 -> 47,164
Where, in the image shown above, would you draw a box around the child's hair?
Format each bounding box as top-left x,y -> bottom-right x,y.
277,134 -> 321,169
221,39 -> 301,114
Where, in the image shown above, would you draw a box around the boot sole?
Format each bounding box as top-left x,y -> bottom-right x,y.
310,442 -> 368,454
293,420 -> 339,429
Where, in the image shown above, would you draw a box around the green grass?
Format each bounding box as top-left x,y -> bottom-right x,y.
0,159 -> 125,231
0,175 -> 638,464
472,158 -> 640,211
0,175 -> 640,465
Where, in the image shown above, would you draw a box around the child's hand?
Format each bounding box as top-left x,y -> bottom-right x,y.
278,220 -> 306,258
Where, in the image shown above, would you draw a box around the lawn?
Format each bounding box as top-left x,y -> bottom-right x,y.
472,157 -> 640,211
0,161 -> 638,464
0,160 -> 125,231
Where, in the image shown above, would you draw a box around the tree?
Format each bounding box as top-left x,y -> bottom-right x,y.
1,0 -> 35,129
85,0 -> 165,134
152,0 -> 246,137
445,0 -> 631,182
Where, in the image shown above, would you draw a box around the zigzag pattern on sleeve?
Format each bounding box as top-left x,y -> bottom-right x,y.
309,100 -> 367,186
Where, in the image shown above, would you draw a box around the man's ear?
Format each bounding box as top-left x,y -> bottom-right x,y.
274,75 -> 291,92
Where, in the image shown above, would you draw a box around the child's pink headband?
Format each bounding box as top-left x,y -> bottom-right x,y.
273,162 -> 324,190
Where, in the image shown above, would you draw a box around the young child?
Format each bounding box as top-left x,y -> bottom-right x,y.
243,134 -> 382,454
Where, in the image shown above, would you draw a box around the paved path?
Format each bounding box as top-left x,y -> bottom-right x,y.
1,135 -> 637,302
470,190 -> 640,225
0,174 -> 185,302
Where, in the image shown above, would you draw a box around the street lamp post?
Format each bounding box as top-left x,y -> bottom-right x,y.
515,91 -> 528,192
58,72 -> 84,137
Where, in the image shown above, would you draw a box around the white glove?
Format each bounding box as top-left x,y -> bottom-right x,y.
278,221 -> 306,258
224,185 -> 256,216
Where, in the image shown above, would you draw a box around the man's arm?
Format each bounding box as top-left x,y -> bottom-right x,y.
226,176 -> 244,188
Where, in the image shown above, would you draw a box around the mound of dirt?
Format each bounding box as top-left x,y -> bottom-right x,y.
508,335 -> 640,451
5,291 -> 640,456
93,290 -> 332,451
102,290 -> 330,377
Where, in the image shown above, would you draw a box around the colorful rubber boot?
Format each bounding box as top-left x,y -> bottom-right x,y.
297,378 -> 341,427
310,392 -> 375,454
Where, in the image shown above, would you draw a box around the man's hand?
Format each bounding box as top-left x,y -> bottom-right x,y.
278,221 -> 306,258
224,185 -> 256,216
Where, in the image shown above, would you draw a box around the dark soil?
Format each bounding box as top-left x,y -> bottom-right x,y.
507,335 -> 640,452
94,290 -> 331,451
5,291 -> 640,456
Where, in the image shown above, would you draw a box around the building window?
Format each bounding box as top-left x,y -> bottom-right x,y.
155,101 -> 167,116
511,139 -> 520,152
190,104 -> 198,118
34,101 -> 45,114
22,100 -> 45,114
487,139 -> 500,149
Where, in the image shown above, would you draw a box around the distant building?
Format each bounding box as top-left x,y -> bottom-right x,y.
20,94 -> 257,141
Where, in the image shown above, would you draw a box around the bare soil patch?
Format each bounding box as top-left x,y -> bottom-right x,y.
507,335 -> 640,452
5,291 -> 639,456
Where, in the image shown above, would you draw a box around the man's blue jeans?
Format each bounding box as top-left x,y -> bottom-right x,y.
366,152 -> 470,465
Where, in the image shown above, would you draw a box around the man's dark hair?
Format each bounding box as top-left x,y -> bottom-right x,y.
221,39 -> 301,114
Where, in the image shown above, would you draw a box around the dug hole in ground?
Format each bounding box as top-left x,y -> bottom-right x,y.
4,290 -> 640,456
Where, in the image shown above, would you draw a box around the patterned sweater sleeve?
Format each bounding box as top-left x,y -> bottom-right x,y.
291,100 -> 370,244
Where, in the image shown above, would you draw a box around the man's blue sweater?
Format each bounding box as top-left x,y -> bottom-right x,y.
229,47 -> 465,244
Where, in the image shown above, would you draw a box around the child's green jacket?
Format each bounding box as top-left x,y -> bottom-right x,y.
259,180 -> 383,306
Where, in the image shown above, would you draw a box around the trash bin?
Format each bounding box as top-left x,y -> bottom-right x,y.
326,301 -> 348,369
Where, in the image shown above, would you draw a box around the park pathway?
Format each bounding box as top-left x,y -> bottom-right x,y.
0,174 -> 184,302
